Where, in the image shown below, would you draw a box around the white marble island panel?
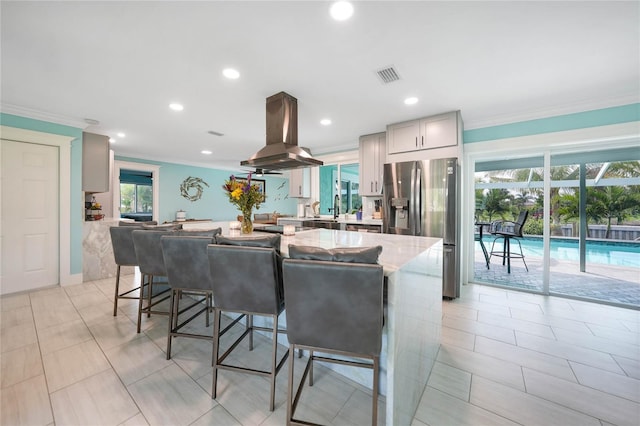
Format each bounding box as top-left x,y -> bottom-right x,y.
83,219 -> 131,281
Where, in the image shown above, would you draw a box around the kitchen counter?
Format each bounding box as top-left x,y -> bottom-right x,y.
233,228 -> 442,425
84,221 -> 440,424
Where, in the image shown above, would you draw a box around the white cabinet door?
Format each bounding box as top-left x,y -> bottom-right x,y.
82,132 -> 110,192
388,111 -> 459,155
289,168 -> 310,198
387,120 -> 419,154
359,132 -> 385,195
420,112 -> 458,149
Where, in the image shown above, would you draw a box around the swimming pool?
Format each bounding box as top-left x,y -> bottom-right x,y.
481,236 -> 640,268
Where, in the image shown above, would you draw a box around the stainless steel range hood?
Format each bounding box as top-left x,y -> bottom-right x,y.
241,91 -> 323,170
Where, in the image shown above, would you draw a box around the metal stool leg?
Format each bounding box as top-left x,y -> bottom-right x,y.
113,265 -> 121,316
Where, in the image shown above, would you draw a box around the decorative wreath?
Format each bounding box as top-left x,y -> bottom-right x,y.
180,176 -> 209,202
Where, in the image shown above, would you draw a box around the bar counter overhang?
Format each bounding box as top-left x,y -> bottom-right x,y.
240,227 -> 443,425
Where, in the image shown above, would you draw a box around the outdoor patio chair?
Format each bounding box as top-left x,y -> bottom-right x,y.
489,210 -> 529,273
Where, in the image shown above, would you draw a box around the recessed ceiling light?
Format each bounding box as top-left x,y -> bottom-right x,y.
320,119 -> 332,126
169,103 -> 184,111
201,150 -> 212,155
330,1 -> 354,21
117,132 -> 126,138
404,97 -> 419,105
222,68 -> 240,79
109,138 -> 116,143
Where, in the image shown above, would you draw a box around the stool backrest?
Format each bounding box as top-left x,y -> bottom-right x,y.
110,225 -> 143,267
513,210 -> 529,237
132,229 -> 174,276
119,220 -> 157,226
173,228 -> 222,238
282,258 -> 384,356
207,243 -> 283,315
161,235 -> 214,291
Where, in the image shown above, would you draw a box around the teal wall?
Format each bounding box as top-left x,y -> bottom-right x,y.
116,156 -> 297,224
463,103 -> 640,143
1,113 -> 84,275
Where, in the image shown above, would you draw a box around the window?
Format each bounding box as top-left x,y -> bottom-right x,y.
120,169 -> 153,217
319,163 -> 362,215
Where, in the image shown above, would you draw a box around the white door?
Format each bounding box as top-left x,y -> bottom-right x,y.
1,139 -> 59,294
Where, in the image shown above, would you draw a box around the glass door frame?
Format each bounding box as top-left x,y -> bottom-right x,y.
462,123 -> 638,297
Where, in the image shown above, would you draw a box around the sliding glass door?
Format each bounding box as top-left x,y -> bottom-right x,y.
472,148 -> 639,308
549,150 -> 640,305
474,156 -> 544,292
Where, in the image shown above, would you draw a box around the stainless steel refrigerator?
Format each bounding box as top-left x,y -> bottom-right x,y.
382,158 -> 460,298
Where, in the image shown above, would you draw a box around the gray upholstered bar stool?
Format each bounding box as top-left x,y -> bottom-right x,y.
161,232 -> 219,359
206,235 -> 288,411
282,245 -> 384,426
132,229 -> 174,333
109,224 -> 148,316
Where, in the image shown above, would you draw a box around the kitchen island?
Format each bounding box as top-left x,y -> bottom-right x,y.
246,228 -> 443,426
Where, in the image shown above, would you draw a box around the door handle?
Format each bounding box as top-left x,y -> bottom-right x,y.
371,182 -> 373,192
421,135 -> 424,147
415,136 -> 418,147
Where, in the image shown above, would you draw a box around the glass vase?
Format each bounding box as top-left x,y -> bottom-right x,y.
241,208 -> 253,234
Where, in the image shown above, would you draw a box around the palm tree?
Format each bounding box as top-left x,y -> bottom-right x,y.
482,189 -> 512,222
557,185 -> 640,238
593,186 -> 639,237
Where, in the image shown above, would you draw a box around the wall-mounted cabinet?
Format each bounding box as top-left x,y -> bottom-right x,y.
289,167 -> 310,198
387,111 -> 459,155
359,132 -> 385,196
82,132 -> 110,193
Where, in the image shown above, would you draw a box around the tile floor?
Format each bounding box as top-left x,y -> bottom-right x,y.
1,273 -> 639,425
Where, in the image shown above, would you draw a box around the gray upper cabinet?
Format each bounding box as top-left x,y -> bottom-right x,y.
359,132 -> 385,196
387,111 -> 459,155
82,132 -> 110,193
289,167 -> 310,198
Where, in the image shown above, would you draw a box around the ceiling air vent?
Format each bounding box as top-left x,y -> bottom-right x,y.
376,66 -> 400,84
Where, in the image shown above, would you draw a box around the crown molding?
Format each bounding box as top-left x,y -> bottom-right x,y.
0,103 -> 89,129
464,94 -> 640,130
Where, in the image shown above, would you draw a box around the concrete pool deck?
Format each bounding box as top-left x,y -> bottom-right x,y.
472,246 -> 640,308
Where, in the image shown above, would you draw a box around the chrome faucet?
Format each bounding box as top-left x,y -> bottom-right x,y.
332,194 -> 340,219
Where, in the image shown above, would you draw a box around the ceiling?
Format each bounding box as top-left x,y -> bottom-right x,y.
1,1 -> 638,172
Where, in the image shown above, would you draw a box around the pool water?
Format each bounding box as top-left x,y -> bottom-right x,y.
482,236 -> 640,268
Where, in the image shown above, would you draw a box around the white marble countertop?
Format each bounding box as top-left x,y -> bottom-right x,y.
238,228 -> 440,275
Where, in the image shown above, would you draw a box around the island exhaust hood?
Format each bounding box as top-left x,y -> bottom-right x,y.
241,91 -> 323,170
